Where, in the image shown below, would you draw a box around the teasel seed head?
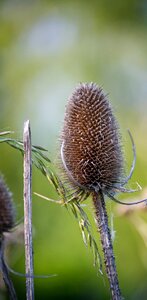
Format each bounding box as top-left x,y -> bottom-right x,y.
60,83 -> 124,194
0,176 -> 15,235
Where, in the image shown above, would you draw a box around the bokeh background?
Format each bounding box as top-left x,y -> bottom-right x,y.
0,0 -> 147,299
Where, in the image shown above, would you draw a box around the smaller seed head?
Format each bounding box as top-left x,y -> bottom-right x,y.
0,176 -> 15,235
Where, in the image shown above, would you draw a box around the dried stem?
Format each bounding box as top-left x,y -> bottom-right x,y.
0,237 -> 17,300
92,191 -> 122,300
23,120 -> 34,300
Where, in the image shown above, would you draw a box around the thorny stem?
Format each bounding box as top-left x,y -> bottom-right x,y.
0,236 -> 17,300
92,191 -> 122,300
23,120 -> 34,300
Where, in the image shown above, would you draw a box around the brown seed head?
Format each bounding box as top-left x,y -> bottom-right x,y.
61,83 -> 124,193
0,176 -> 15,235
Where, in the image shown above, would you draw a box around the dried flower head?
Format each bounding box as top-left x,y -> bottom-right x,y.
60,82 -> 147,300
61,83 -> 124,195
0,176 -> 15,235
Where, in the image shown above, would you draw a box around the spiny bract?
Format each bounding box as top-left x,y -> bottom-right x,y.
61,83 -> 124,194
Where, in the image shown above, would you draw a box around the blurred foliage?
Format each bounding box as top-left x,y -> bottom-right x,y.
0,0 -> 147,299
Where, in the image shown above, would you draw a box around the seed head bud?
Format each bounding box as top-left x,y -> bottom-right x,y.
0,176 -> 15,235
61,83 -> 124,194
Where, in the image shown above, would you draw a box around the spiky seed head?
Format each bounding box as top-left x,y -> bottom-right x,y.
61,83 -> 124,193
0,176 -> 15,235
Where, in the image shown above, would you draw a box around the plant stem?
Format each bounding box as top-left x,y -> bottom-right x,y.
23,120 -> 34,300
92,191 -> 122,300
0,237 -> 17,300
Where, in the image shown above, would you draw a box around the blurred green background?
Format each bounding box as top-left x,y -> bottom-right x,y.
0,0 -> 147,299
